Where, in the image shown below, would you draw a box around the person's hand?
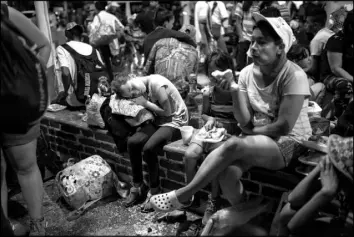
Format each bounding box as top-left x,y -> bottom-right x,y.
211,69 -> 239,92
319,156 -> 339,197
204,118 -> 216,131
133,96 -> 148,107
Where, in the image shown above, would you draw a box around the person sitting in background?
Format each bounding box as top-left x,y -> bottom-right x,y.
184,50 -> 241,225
143,7 -> 197,98
55,22 -> 104,108
320,11 -> 353,119
287,44 -> 326,106
306,7 -> 333,81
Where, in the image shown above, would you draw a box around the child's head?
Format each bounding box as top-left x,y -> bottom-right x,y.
287,44 -> 312,72
111,71 -> 146,99
205,50 -> 236,86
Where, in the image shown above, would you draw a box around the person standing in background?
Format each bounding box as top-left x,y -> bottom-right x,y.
135,1 -> 160,35
194,1 -> 213,63
234,1 -> 260,71
208,1 -> 229,53
1,3 -> 52,235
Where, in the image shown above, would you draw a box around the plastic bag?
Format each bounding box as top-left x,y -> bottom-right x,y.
86,93 -> 106,128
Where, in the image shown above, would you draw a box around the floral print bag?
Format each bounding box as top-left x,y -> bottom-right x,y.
55,155 -> 128,220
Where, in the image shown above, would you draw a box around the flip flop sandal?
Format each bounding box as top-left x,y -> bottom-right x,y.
150,190 -> 193,212
66,199 -> 100,222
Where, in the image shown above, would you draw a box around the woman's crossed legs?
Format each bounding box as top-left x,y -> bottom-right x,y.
151,134 -> 286,209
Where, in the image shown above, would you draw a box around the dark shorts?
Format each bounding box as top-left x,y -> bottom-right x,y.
276,136 -> 308,167
0,119 -> 41,148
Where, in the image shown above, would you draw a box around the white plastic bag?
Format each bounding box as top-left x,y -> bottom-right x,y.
86,94 -> 106,128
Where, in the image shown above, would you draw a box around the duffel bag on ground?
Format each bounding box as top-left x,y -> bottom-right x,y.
55,155 -> 129,220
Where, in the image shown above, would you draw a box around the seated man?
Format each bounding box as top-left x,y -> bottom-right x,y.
55,22 -> 105,108
149,14 -> 311,214
320,11 -> 353,119
306,7 -> 334,81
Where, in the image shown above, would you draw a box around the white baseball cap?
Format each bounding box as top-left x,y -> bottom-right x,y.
252,12 -> 294,53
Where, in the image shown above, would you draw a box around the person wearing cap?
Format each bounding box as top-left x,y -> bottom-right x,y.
149,13 -> 312,217
277,134 -> 353,236
55,22 -> 104,107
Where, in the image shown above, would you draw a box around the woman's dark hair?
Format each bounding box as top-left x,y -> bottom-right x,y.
260,6 -> 281,17
254,20 -> 282,44
343,11 -> 354,40
94,1 -> 108,11
242,1 -> 253,12
153,7 -> 174,28
287,44 -> 310,62
205,49 -> 237,83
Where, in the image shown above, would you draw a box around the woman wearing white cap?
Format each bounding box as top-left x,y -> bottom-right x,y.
148,12 -> 312,224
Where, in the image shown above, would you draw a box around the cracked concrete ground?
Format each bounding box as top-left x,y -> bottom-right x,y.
9,177 -> 275,236
10,178 -> 203,236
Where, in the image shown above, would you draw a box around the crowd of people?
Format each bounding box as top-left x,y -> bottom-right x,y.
1,1 -> 353,236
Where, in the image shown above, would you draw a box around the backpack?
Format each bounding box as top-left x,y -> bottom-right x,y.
61,43 -> 110,104
0,5 -> 48,134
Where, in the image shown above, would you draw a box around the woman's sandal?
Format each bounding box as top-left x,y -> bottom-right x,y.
150,190 -> 193,212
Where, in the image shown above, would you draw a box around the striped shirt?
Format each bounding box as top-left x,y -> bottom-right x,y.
234,2 -> 260,42
277,4 -> 291,24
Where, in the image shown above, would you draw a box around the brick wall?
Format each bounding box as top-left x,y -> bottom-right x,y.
41,110 -> 302,215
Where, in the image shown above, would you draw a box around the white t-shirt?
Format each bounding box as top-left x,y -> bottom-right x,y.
195,1 -> 210,22
310,27 -> 334,56
208,1 -> 229,25
238,60 -> 312,142
56,41 -> 104,107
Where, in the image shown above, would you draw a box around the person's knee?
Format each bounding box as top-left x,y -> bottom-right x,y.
218,166 -> 242,184
223,136 -> 243,153
142,142 -> 158,157
14,159 -> 37,176
184,148 -> 202,162
127,137 -> 144,151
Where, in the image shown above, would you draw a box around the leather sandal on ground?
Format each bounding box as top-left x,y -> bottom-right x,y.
150,190 -> 194,212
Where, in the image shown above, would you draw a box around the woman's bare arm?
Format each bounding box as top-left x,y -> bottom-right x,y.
145,87 -> 172,117
231,90 -> 252,127
328,51 -> 353,82
252,95 -> 305,138
8,6 -> 51,66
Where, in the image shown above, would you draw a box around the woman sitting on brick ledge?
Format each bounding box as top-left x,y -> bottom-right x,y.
111,73 -> 188,212
149,14 -> 312,216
